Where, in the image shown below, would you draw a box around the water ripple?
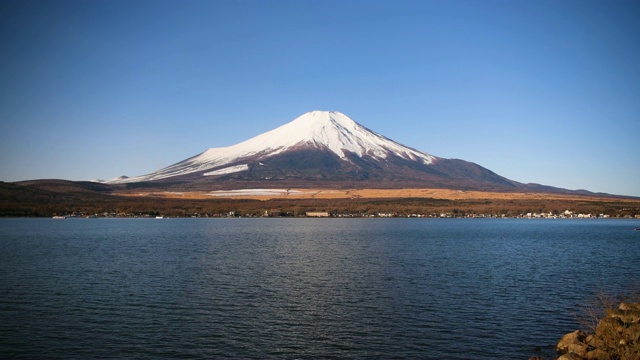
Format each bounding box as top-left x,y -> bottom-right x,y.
1,218 -> 639,359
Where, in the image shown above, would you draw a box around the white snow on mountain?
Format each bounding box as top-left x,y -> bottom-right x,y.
97,175 -> 129,183
203,164 -> 249,176
107,111 -> 435,183
208,189 -> 304,197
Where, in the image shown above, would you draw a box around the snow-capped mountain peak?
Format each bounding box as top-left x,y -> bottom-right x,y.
108,111 -> 435,183
224,110 -> 435,162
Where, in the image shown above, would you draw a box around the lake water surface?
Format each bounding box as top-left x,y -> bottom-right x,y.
1,218 -> 639,359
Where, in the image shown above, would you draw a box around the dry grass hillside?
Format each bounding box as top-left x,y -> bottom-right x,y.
3,180 -> 639,218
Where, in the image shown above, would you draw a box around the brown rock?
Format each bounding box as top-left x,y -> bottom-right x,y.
608,308 -> 640,325
619,302 -> 640,311
567,342 -> 589,358
555,303 -> 640,360
558,330 -> 587,353
622,322 -> 640,343
558,353 -> 584,360
584,349 -> 611,360
585,334 -> 604,349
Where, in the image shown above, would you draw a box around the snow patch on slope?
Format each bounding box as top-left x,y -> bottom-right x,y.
208,189 -> 303,197
203,164 -> 249,176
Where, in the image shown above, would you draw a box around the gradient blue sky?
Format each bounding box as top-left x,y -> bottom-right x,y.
1,0 -> 639,196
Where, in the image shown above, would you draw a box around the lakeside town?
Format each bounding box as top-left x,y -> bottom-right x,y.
51,209 -> 640,219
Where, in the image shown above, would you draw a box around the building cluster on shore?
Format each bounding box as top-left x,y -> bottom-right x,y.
50,209 -> 640,219
330,211 -> 622,219
523,210 -> 610,219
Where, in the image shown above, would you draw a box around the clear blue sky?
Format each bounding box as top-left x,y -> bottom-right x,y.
1,0 -> 639,196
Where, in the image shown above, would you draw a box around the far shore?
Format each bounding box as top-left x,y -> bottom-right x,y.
114,188 -> 639,202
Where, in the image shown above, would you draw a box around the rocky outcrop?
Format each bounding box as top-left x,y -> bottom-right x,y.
556,302 -> 640,360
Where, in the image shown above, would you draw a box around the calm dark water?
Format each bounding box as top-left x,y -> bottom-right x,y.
1,218 -> 639,359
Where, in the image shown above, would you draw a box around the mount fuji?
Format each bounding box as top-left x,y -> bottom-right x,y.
104,111 -> 556,191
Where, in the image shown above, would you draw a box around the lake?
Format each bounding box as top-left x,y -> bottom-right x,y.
1,218 -> 639,359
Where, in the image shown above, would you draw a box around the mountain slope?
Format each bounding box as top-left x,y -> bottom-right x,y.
109,111 -> 436,184
104,111 -> 532,191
